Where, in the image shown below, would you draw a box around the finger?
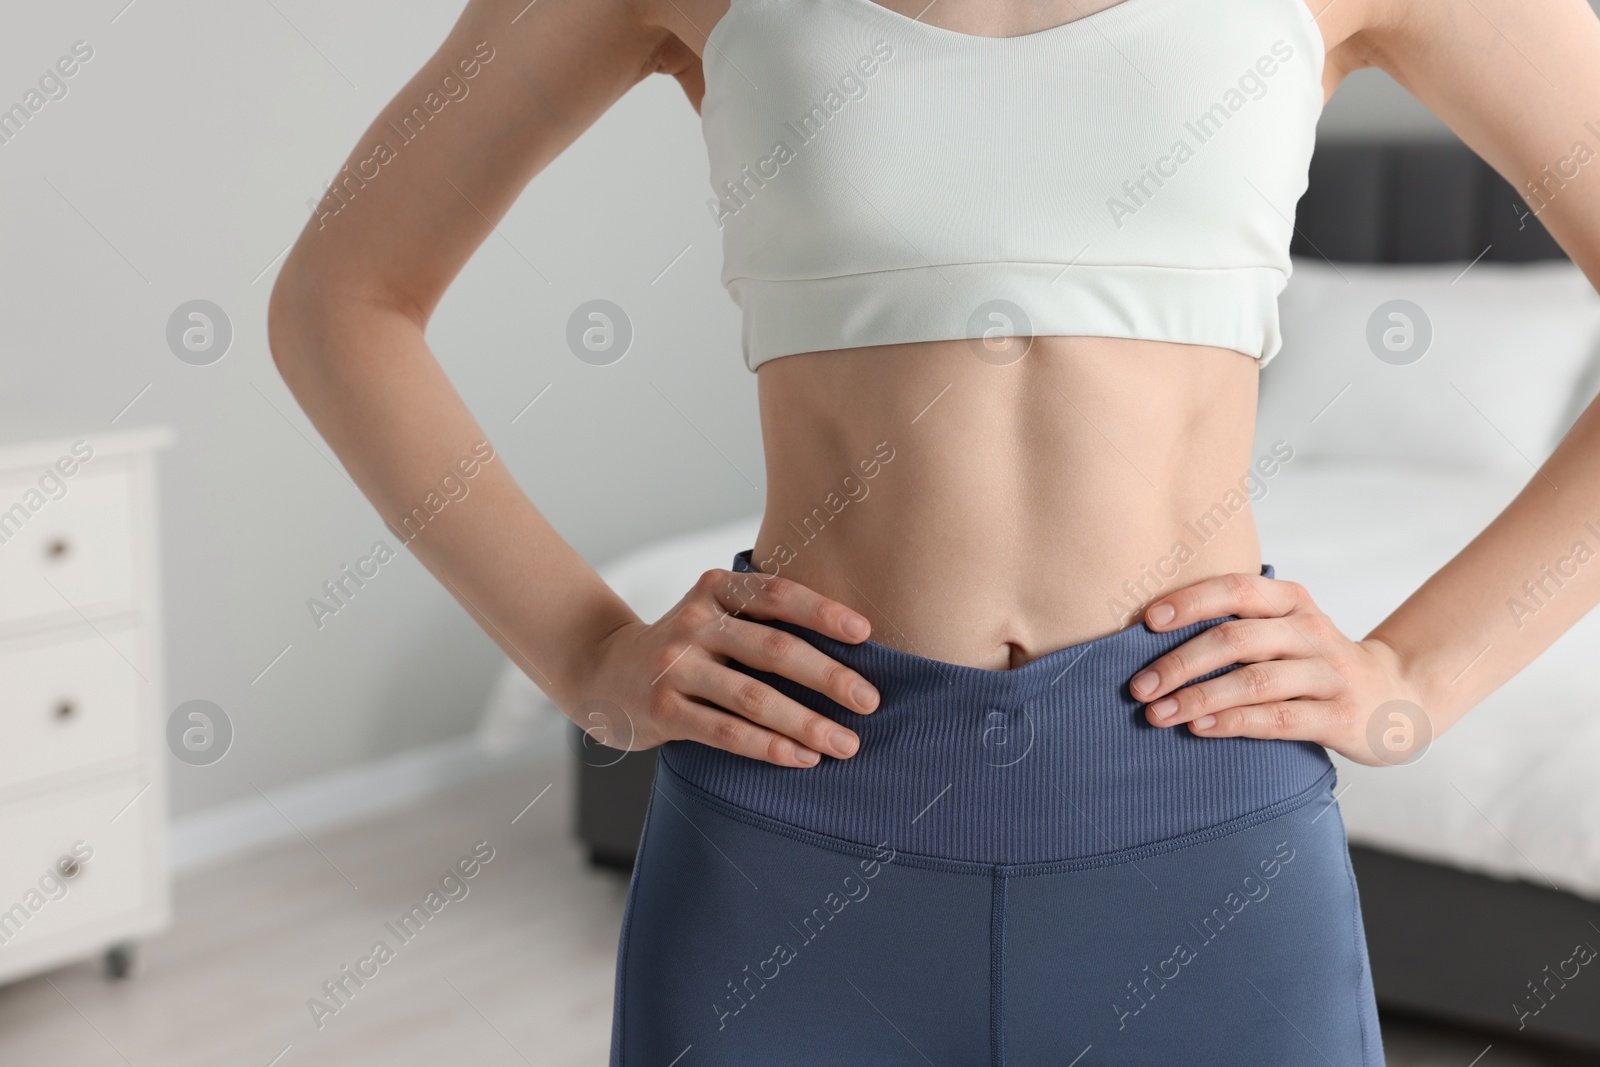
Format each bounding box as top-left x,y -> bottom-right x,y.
1143,572 -> 1308,632
1145,658 -> 1336,728
1185,699 -> 1343,742
705,569 -> 872,644
680,658 -> 862,760
1130,616 -> 1321,702
664,694 -> 827,767
711,616 -> 879,714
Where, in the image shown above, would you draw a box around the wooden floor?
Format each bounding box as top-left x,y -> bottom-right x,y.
0,742 -> 1588,1066
0,743 -> 622,1067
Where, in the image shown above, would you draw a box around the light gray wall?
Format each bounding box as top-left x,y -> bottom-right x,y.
1318,67 -> 1454,140
0,1 -> 1469,817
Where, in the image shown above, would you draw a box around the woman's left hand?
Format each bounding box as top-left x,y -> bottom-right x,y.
1130,571 -> 1432,767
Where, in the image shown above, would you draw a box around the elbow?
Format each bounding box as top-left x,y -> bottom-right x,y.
267,268 -> 306,382
266,262 -> 350,392
266,235 -> 433,391
266,227 -> 346,381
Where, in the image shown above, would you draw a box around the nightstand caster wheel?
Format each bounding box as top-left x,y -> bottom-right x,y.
104,941 -> 136,980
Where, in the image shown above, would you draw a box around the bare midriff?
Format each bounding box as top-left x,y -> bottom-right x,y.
752,335 -> 1268,670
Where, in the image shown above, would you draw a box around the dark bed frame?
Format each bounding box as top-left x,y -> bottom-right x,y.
574,139 -> 1600,1053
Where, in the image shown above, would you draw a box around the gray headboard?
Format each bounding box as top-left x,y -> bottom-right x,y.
1289,139 -> 1568,264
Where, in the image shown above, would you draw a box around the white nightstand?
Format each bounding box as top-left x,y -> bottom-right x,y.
0,428 -> 173,983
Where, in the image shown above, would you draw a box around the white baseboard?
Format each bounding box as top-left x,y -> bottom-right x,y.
169,717 -> 569,875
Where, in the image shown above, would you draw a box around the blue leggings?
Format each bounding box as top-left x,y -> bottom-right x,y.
610,552 -> 1384,1066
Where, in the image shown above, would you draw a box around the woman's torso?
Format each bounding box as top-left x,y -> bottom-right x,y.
668,0 -> 1332,670
755,337 -> 1263,670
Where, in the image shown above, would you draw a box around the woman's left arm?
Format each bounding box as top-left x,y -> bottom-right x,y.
1133,0 -> 1600,765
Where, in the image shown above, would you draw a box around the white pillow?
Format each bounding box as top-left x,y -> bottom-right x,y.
1258,258 -> 1600,471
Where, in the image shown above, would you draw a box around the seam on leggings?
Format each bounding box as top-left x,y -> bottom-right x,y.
1333,793 -> 1377,1066
990,868 -> 1009,1067
658,756 -> 1339,876
612,754 -> 665,1067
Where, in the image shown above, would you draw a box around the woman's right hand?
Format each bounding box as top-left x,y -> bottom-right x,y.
572,568 -> 882,767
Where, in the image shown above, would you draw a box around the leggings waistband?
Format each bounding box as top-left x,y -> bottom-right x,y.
660,549 -> 1335,867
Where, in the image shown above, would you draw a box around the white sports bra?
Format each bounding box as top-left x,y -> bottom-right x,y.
700,0 -> 1326,371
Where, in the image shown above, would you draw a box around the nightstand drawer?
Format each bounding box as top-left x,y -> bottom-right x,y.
0,626 -> 144,792
0,464 -> 136,629
0,782 -> 152,954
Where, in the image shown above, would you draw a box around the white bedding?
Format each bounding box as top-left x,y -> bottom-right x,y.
1256,458 -> 1600,901
479,468 -> 1600,900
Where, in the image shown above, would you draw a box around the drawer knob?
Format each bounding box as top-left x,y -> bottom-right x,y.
46,537 -> 71,559
55,700 -> 75,720
57,856 -> 81,879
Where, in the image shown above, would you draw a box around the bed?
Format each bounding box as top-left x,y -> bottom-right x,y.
477,139 -> 1600,1051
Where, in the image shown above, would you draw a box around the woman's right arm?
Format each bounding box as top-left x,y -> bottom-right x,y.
266,0 -> 878,767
